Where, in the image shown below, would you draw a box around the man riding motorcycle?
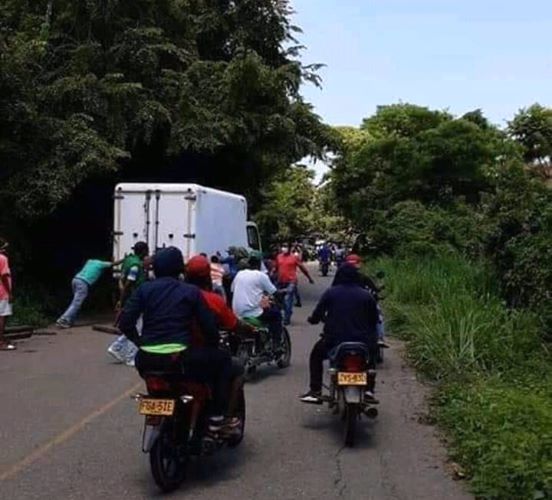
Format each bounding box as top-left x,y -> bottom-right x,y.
231,255 -> 282,348
300,263 -> 379,403
118,247 -> 238,434
184,254 -> 256,416
342,254 -> 389,349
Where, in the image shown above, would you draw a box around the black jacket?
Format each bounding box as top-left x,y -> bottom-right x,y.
310,265 -> 378,347
119,247 -> 218,347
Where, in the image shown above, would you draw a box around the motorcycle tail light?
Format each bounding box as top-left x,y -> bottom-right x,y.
342,354 -> 366,372
145,376 -> 171,393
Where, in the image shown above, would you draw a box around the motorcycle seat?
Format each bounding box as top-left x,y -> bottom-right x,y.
329,342 -> 370,361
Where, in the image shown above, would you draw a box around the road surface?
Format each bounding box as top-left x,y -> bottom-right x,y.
0,270 -> 470,499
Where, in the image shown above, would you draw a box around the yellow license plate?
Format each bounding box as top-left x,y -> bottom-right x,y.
337,372 -> 367,386
139,398 -> 175,416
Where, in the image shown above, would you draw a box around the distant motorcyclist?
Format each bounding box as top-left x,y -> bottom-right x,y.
334,245 -> 346,267
300,264 -> 379,403
317,243 -> 332,276
118,247 -> 239,434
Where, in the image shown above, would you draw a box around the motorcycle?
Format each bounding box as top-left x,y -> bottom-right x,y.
230,292 -> 292,379
315,342 -> 378,447
132,369 -> 245,492
230,324 -> 291,379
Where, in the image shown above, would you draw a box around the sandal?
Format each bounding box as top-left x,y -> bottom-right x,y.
0,342 -> 17,351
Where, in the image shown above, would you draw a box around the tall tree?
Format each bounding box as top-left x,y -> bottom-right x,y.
508,104 -> 552,180
0,0 -> 334,222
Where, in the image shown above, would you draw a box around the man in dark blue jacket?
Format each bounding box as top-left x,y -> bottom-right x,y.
119,247 -> 237,432
300,264 -> 379,403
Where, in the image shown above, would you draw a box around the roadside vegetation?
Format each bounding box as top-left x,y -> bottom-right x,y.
332,104 -> 552,499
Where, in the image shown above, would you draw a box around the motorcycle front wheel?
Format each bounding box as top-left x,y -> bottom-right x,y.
150,421 -> 187,493
276,328 -> 292,368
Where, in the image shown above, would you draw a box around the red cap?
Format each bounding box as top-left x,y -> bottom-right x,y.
345,254 -> 362,265
186,255 -> 211,278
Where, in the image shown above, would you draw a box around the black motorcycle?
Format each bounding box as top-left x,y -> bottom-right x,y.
133,370 -> 245,492
230,293 -> 291,378
306,342 -> 378,447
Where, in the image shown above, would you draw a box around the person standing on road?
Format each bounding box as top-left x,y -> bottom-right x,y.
57,257 -> 121,328
292,244 -> 304,307
210,255 -> 227,299
0,239 -> 15,351
275,244 -> 314,325
108,242 -> 149,365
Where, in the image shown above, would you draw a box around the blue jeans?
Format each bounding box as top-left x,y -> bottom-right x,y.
279,282 -> 297,325
58,278 -> 89,325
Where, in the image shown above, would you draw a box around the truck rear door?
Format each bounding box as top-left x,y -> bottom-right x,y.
113,189 -> 156,263
153,190 -> 193,256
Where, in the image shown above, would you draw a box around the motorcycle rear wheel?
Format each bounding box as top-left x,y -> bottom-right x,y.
150,423 -> 187,493
344,403 -> 359,447
276,328 -> 292,368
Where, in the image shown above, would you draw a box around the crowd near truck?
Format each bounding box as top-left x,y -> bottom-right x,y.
113,183 -> 262,263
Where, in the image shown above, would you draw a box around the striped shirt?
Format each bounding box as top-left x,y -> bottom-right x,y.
210,263 -> 225,286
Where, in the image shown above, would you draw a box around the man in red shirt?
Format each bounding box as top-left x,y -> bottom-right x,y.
185,255 -> 254,419
275,244 -> 314,325
0,238 -> 15,351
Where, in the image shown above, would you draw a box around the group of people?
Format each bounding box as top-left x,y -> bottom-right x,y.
1,236 -> 386,432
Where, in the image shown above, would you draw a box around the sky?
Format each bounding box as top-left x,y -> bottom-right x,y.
292,0 -> 552,129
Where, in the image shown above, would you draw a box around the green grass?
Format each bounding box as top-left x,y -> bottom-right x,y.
371,254 -> 552,499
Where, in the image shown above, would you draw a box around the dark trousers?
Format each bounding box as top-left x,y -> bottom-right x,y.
136,347 -> 233,416
309,338 -> 378,392
259,305 -> 283,345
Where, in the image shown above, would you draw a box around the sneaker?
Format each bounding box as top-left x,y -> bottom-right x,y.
365,391 -> 380,404
56,320 -> 71,329
107,342 -> 126,363
378,340 -> 390,349
299,390 -> 323,404
208,416 -> 241,435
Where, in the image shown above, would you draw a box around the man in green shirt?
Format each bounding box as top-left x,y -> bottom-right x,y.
108,242 -> 149,365
57,258 -> 120,328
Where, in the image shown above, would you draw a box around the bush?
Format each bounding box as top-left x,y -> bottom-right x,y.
9,283 -> 58,327
437,378 -> 552,500
366,201 -> 487,258
378,254 -> 542,380
375,253 -> 551,498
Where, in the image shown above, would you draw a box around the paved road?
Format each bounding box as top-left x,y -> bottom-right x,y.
0,270 -> 470,500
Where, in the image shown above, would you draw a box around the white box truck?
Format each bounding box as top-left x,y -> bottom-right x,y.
113,183 -> 261,262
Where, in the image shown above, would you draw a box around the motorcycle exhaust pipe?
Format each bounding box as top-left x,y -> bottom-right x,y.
364,407 -> 379,419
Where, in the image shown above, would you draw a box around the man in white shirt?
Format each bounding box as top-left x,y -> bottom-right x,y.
232,255 -> 282,346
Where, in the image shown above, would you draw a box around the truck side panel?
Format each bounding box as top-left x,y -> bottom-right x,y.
192,188 -> 248,259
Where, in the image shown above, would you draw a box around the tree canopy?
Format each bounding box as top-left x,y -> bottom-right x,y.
0,0 -> 335,224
